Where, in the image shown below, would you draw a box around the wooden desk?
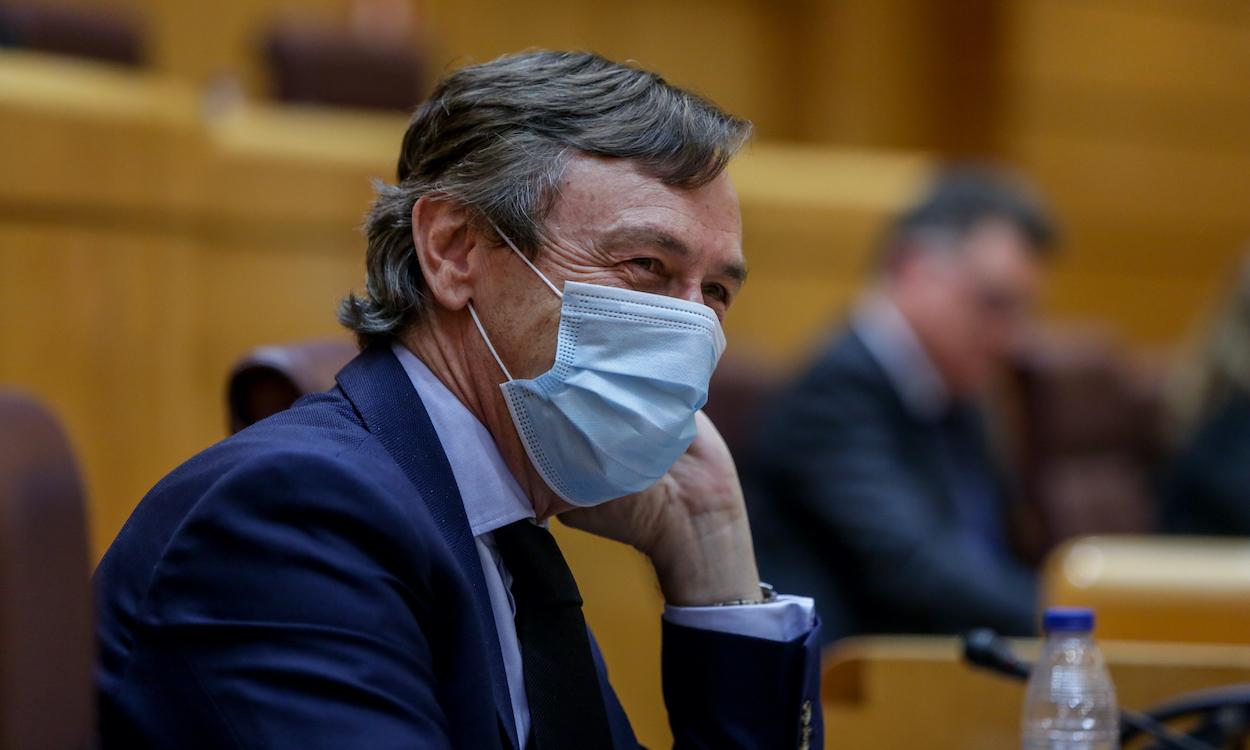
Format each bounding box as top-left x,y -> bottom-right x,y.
823,636 -> 1250,749
1044,535 -> 1250,645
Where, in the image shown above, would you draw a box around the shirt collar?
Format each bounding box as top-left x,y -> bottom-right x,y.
853,294 -> 950,420
391,342 -> 535,537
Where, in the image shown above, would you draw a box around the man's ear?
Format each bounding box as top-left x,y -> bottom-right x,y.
412,196 -> 479,312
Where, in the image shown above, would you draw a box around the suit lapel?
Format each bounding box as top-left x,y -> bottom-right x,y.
335,345 -> 520,750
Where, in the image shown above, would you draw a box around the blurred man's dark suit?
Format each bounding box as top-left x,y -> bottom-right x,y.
745,300 -> 1037,644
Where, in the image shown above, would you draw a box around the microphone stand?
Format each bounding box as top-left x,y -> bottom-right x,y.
962,629 -> 1234,750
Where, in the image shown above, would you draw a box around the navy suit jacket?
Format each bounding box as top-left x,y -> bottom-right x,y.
95,345 -> 823,749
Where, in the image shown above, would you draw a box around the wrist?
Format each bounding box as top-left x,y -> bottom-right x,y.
645,508 -> 762,607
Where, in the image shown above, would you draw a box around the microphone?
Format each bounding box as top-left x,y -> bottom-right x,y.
961,629 -> 1218,750
963,627 -> 1030,680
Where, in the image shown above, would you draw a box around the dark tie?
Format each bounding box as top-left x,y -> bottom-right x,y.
935,405 -> 1008,561
491,520 -> 614,750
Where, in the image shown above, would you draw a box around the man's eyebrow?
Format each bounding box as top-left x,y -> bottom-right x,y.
601,225 -> 691,256
601,225 -> 748,284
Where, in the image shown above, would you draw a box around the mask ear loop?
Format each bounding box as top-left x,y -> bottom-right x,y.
469,219 -> 563,382
467,302 -> 514,382
488,219 -> 564,299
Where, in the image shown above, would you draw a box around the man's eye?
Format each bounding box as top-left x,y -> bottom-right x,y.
629,258 -> 658,272
703,283 -> 729,303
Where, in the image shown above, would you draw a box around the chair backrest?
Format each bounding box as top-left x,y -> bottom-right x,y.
262,24 -> 426,111
0,4 -> 144,66
1006,329 -> 1168,559
1043,535 -> 1250,645
0,391 -> 93,750
227,338 -> 358,433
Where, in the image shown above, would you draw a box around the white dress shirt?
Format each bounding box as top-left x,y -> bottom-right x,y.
391,344 -> 814,743
853,294 -> 950,420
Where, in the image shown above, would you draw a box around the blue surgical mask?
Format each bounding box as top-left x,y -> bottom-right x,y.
467,228 -> 726,507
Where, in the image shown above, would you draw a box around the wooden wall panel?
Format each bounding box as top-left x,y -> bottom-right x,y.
796,0 -> 1008,154
1006,75 -> 1250,154
1008,134 -> 1250,229
999,0 -> 1250,347
1084,0 -> 1250,26
0,53 -> 201,213
0,222 -> 199,548
421,0 -> 805,139
1008,1 -> 1250,102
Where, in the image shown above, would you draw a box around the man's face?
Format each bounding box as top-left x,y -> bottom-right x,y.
471,155 -> 746,380
894,220 -> 1043,396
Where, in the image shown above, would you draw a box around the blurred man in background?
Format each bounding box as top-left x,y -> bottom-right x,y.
746,169 -> 1056,643
1165,249 -> 1250,536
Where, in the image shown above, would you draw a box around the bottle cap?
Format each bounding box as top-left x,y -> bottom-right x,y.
1043,607 -> 1095,633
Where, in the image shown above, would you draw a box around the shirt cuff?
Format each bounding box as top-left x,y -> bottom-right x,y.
662,594 -> 815,642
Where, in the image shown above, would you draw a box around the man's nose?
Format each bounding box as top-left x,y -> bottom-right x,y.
672,281 -> 703,305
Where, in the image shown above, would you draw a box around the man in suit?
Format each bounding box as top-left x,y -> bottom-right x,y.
95,51 -> 821,749
745,170 -> 1055,644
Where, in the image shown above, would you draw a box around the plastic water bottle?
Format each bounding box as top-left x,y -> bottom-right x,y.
1022,607 -> 1119,750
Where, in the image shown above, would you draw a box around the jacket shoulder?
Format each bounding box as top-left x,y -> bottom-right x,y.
98,387 -> 432,606
773,329 -> 893,414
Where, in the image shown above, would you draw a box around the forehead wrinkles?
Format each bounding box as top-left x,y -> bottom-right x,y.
552,159 -> 661,216
539,155 -> 741,257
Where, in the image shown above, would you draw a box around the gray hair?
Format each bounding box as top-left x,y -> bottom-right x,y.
338,50 -> 753,346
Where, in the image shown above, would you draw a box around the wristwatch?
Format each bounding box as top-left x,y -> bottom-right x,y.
713,582 -> 778,607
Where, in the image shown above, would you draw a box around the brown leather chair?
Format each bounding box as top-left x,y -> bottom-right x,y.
1005,329 -> 1168,562
227,338 -> 358,433
262,24 -> 427,111
0,391 -> 93,750
0,4 -> 144,66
